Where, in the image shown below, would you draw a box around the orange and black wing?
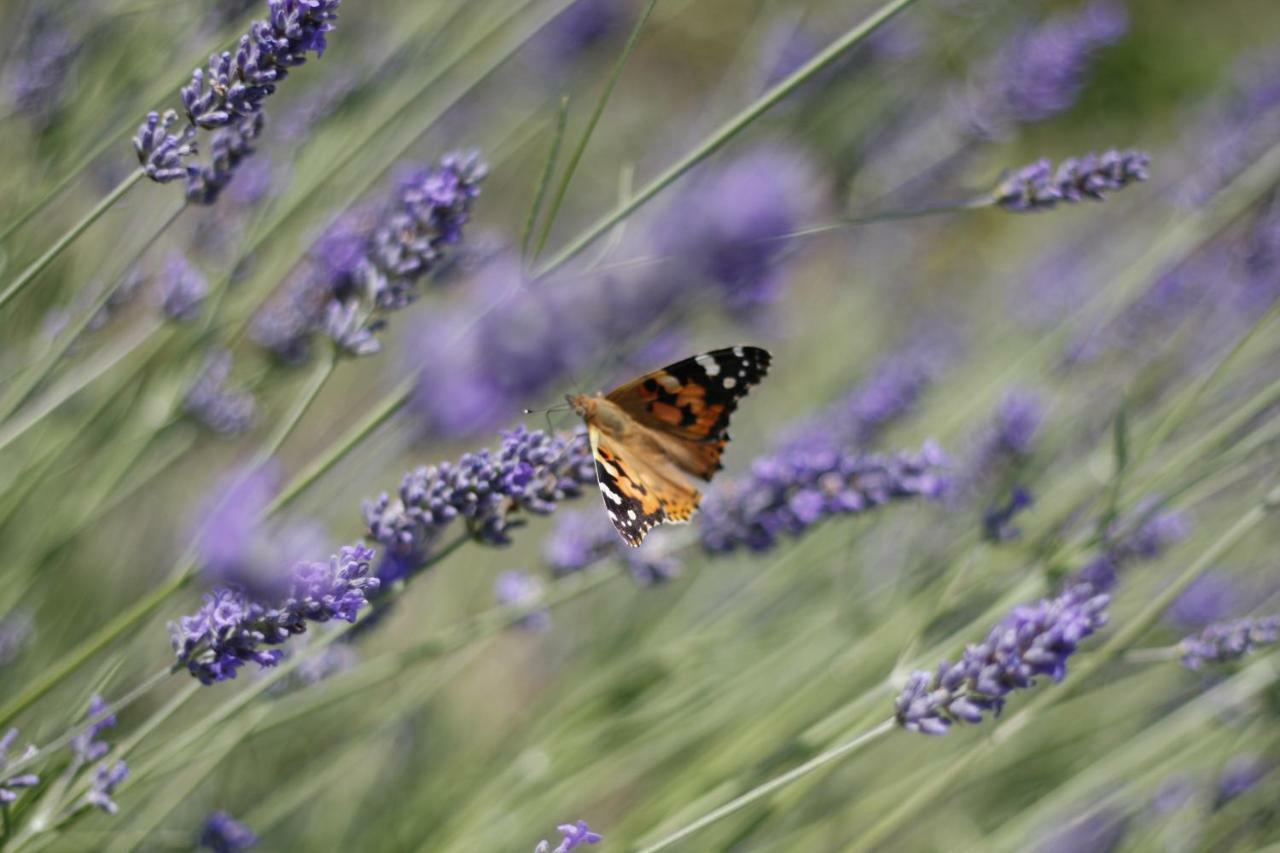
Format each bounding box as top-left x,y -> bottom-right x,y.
589,426 -> 700,546
605,346 -> 771,478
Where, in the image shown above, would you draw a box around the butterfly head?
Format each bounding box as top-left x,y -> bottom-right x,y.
566,393 -> 597,421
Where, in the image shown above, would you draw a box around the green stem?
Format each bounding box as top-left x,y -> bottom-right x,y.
250,344 -> 337,469
634,719 -> 896,853
532,0 -> 922,279
0,170 -> 143,313
521,96 -> 571,260
531,0 -> 659,262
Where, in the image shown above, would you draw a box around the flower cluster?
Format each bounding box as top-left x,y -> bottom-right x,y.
133,0 -> 339,198
183,350 -> 257,435
200,811 -> 259,851
170,544 -> 379,684
0,729 -> 39,804
6,8 -> 78,130
1178,616 -> 1279,670
895,579 -> 1111,734
982,486 -> 1034,543
699,443 -> 949,554
534,820 -> 602,853
72,695 -> 115,763
364,426 -> 595,583
1075,501 -> 1191,594
995,150 -> 1150,212
87,761 -> 129,815
251,152 -> 486,361
965,0 -> 1129,136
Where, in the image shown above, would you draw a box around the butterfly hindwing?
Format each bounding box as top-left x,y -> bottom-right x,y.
604,346 -> 771,478
590,426 -> 700,546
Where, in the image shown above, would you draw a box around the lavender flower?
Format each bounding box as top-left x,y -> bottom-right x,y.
534,820 -> 602,853
86,761 -> 128,815
895,579 -> 1110,734
654,145 -> 820,319
1166,571 -> 1248,629
495,570 -> 550,632
1178,615 -> 1279,670
5,8 -> 78,129
1076,503 -> 1191,593
1216,755 -> 1272,807
982,391 -> 1044,462
170,544 -> 379,684
181,0 -> 340,130
964,0 -> 1128,136
699,443 -> 949,554
1036,809 -> 1129,853
184,350 -> 257,435
72,695 -> 116,763
156,252 -> 209,322
995,150 -> 1150,212
133,110 -> 197,183
0,729 -> 39,804
200,811 -> 258,851
185,113 -> 265,205
364,426 -> 595,582
983,486 -> 1034,543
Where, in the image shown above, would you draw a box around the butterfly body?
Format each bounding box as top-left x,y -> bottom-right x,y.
568,346 -> 771,546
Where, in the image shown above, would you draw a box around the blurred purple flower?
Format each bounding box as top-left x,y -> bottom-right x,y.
364,425 -> 595,582
1036,809 -> 1128,853
171,544 -> 379,684
5,8 -> 78,129
183,350 -> 257,435
1076,502 -> 1190,593
963,0 -> 1128,137
995,150 -> 1150,212
1178,615 -> 1278,670
896,578 -> 1110,734
983,486 -> 1034,543
86,760 -> 128,815
495,570 -> 551,632
543,509 -> 681,584
1215,754 -> 1272,807
654,146 -> 822,319
1166,571 -> 1248,630
200,811 -> 259,851
534,820 -> 602,853
186,113 -> 265,205
699,442 -> 948,554
155,252 -> 209,322
72,695 -> 116,764
543,0 -> 625,56
0,729 -> 39,804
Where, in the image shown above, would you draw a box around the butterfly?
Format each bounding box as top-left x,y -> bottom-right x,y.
567,346 -> 772,546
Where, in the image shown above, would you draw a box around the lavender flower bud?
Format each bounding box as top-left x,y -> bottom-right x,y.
983,486 -> 1034,543
996,150 -> 1150,212
0,729 -> 39,803
542,509 -> 682,584
322,299 -> 381,357
534,820 -> 602,853
200,811 -> 258,851
86,760 -> 128,815
186,113 -> 265,205
184,350 -> 257,435
1178,615 -> 1279,669
896,581 -> 1110,734
72,695 -> 116,763
133,110 -> 197,183
156,252 -> 209,322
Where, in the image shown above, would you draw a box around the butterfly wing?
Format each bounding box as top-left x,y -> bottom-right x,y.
590,425 -> 700,546
605,346 -> 771,479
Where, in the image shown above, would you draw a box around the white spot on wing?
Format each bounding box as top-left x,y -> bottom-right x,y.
723,377 -> 736,389
733,346 -> 744,357
600,482 -> 623,505
627,509 -> 637,520
696,354 -> 720,376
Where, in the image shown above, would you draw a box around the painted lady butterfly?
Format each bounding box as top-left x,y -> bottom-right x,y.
568,346 -> 772,546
